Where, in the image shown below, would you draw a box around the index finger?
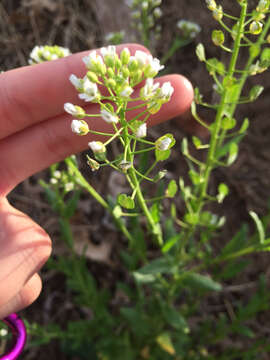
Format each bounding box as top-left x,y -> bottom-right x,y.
0,44 -> 149,140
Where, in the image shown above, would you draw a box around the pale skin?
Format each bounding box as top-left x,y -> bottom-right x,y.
0,44 -> 194,319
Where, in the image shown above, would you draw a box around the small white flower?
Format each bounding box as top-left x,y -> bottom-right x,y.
88,141 -> 105,153
100,109 -> 119,123
83,51 -> 104,71
79,78 -> 99,102
64,103 -> 77,116
140,78 -> 160,100
159,82 -> 174,100
50,178 -> 58,185
153,7 -> 162,18
65,182 -> 74,192
100,45 -> 117,58
142,1 -> 148,10
53,170 -> 61,179
0,328 -> 8,337
158,137 -> 172,150
71,119 -> 89,135
148,56 -> 164,74
135,123 -> 147,138
134,50 -> 149,66
69,74 -> 82,90
120,86 -> 134,98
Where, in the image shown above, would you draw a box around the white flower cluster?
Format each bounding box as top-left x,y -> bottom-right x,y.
65,45 -> 175,164
126,0 -> 163,38
67,45 -> 173,116
29,45 -> 71,64
177,20 -> 201,39
50,169 -> 74,192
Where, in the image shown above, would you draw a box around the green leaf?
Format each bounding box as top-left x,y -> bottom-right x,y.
156,332 -> 176,355
59,218 -> 74,249
135,257 -> 173,276
249,211 -> 265,244
117,194 -> 135,209
233,324 -> 255,338
196,43 -> 205,61
150,202 -> 161,223
162,234 -> 181,253
166,180 -> 178,198
217,183 -> 229,203
227,142 -> 238,165
216,135 -> 242,160
63,190 -> 81,218
161,305 -> 188,331
184,273 -> 222,292
133,272 -> 155,284
184,213 -> 199,225
220,224 -> 248,257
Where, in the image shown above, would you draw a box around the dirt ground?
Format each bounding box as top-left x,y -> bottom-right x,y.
1,0 -> 270,359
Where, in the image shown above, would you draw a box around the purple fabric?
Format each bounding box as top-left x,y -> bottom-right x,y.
0,313 -> 26,360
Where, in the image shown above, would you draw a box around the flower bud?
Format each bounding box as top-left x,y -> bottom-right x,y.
107,78 -> 117,89
128,57 -> 139,72
157,137 -> 172,150
120,85 -> 134,98
155,134 -> 175,151
256,0 -> 269,13
132,69 -> 143,84
213,5 -> 223,21
122,67 -> 130,78
64,103 -> 85,118
88,141 -> 106,161
206,0 -> 216,11
100,109 -> 119,123
135,123 -> 147,138
120,48 -> 131,65
87,71 -> 99,83
71,119 -> 89,135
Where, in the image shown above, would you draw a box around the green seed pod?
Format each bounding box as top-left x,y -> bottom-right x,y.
212,30 -> 225,46
249,21 -> 263,35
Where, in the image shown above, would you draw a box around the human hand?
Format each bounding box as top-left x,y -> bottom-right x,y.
0,44 -> 193,319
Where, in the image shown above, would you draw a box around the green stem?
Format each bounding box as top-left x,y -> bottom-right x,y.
180,3 -> 248,253
128,167 -> 163,245
65,157 -> 134,245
